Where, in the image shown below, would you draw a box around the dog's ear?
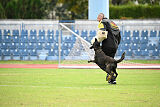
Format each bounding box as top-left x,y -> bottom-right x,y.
90,46 -> 93,49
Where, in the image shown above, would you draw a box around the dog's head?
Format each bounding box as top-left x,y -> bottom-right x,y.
90,38 -> 101,50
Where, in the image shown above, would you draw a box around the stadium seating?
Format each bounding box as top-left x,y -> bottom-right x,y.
0,27 -> 160,60
133,49 -> 141,56
28,43 -> 36,49
20,49 -> 28,56
140,37 -> 148,44
19,42 -> 27,49
152,49 -> 159,56
10,43 -> 18,49
133,30 -> 139,37
122,37 -> 131,44
45,43 -> 52,50
36,42 -> 43,50
140,44 -> 148,50
0,30 -> 2,43
81,30 -> 88,41
121,43 -> 130,50
47,30 -> 54,43
12,30 -> 19,42
131,43 -> 139,50
126,49 -> 132,57
3,30 -> 11,43
141,49 -> 149,56
150,30 -> 157,37
148,43 -> 156,50
30,30 -> 37,43
39,30 -> 46,43
12,49 -> 20,56
141,30 -> 148,37
132,37 -> 140,44
124,30 -> 131,37
1,43 -> 9,49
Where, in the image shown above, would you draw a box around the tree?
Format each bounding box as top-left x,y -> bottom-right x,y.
56,0 -> 88,20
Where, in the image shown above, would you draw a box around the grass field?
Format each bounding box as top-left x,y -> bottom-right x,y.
0,68 -> 160,107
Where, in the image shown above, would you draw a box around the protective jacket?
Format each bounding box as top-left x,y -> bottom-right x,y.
98,18 -> 121,57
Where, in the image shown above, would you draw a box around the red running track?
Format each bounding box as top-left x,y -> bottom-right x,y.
0,64 -> 58,69
0,63 -> 160,69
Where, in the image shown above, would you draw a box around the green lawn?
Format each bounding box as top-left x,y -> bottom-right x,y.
0,68 -> 160,107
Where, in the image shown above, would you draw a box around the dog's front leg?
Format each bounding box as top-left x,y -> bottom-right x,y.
88,60 -> 95,63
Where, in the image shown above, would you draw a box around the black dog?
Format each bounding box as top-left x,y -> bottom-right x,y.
88,38 -> 125,82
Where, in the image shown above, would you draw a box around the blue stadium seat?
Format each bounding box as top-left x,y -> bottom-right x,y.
21,29 -> 28,36
1,43 -> 9,49
61,50 -> 69,56
36,42 -> 43,50
81,30 -> 88,41
67,42 -> 73,49
12,30 -> 19,43
18,42 -> 27,49
54,43 -> 59,50
38,30 -> 45,43
121,43 -> 130,50
152,49 -> 159,56
74,30 -> 79,35
140,37 -> 148,44
30,30 -> 37,43
141,30 -> 148,37
126,49 -> 132,56
28,43 -> 36,49
61,43 -> 68,50
3,49 -> 11,56
55,30 -> 60,43
20,35 -> 28,43
4,30 -> 11,43
45,43 -> 52,50
158,31 -> 160,37
10,43 -> 18,49
133,30 -> 139,37
134,49 -> 141,56
47,30 -> 54,43
131,43 -> 139,50
0,30 -> 2,43
124,30 -> 131,37
141,49 -> 149,56
29,49 -> 37,56
150,30 -> 157,37
89,30 -> 96,37
64,37 -> 72,43
117,49 -> 124,56
148,43 -> 156,50
12,49 -> 20,56
0,49 -> 2,56
132,37 -> 140,44
140,44 -> 148,50
20,49 -> 28,56
123,37 -> 131,44
48,49 -> 55,56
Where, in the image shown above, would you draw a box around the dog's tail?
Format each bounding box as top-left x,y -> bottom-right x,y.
116,52 -> 125,63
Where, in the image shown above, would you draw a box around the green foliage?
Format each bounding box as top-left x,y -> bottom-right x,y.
0,0 -> 45,19
110,5 -> 160,19
0,3 -> 6,18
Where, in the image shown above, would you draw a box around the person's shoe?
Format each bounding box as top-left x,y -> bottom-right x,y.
108,80 -> 116,84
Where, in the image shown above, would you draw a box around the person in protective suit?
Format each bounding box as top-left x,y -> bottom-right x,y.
96,13 -> 121,84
